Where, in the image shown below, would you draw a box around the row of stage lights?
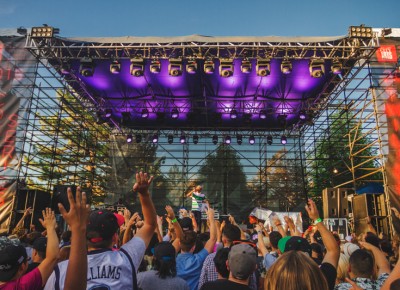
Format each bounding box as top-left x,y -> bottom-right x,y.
73,57 -> 343,78
126,134 -> 287,145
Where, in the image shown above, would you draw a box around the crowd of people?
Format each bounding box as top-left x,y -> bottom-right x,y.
0,172 -> 400,290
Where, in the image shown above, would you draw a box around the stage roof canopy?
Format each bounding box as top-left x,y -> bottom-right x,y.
25,27 -> 379,132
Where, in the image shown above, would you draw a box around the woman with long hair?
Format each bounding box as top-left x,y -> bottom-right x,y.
264,251 -> 329,290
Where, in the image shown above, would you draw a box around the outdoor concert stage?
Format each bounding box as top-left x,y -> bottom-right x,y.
0,26 -> 399,236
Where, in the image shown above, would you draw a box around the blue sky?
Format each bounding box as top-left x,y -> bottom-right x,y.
0,0 -> 399,37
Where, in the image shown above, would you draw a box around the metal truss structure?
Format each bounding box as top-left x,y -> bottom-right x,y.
11,28 -> 395,233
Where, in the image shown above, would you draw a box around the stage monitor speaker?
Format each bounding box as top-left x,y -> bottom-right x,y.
352,193 -> 389,236
52,185 -> 77,214
322,188 -> 350,219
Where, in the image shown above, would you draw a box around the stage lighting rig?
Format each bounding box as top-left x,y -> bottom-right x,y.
212,135 -> 218,145
259,109 -> 267,120
79,57 -> 95,77
241,60 -> 252,74
348,25 -> 373,38
219,59 -> 234,77
256,59 -> 271,76
281,135 -> 287,145
230,109 -> 238,119
331,59 -> 342,75
309,59 -> 325,78
193,134 -> 199,144
152,134 -> 159,143
168,134 -> 174,144
249,135 -> 255,145
130,58 -> 144,76
171,107 -> 179,119
126,134 -> 133,143
267,135 -> 273,145
60,62 -> 71,75
150,60 -> 161,74
225,136 -> 231,144
298,110 -> 307,120
168,58 -> 183,76
186,60 -> 197,74
204,60 -> 215,74
121,112 -> 132,125
141,108 -> 149,119
236,134 -> 243,145
110,60 -> 121,74
180,134 -> 186,144
31,26 -> 58,38
281,60 -> 292,75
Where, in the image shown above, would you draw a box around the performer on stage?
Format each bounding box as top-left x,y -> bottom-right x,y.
186,185 -> 207,232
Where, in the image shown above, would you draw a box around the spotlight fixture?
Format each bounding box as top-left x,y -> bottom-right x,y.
212,135 -> 218,145
130,58 -> 144,77
281,135 -> 287,145
186,60 -> 197,74
193,134 -> 199,144
135,134 -> 142,143
256,59 -> 271,76
267,135 -> 273,145
281,60 -> 292,75
230,109 -> 238,119
298,110 -> 307,120
259,109 -> 267,120
60,62 -> 71,75
152,134 -> 159,143
79,57 -> 95,77
219,59 -> 234,77
168,134 -> 174,144
309,59 -> 325,78
150,60 -> 161,74
225,135 -> 231,144
236,134 -> 243,145
126,134 -> 133,143
204,60 -> 215,74
104,109 -> 112,118
180,134 -> 186,144
331,59 -> 342,75
241,60 -> 252,74
171,107 -> 179,119
333,168 -> 338,174
31,26 -> 55,38
348,25 -> 373,38
110,60 -> 121,74
168,58 -> 183,76
141,108 -> 149,119
249,135 -> 255,145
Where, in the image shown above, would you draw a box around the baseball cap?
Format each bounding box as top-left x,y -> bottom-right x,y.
87,210 -> 119,242
32,237 -> 47,253
228,243 -> 257,280
154,242 -> 175,261
179,217 -> 193,231
277,236 -> 291,253
0,245 -> 27,282
284,236 -> 312,256
342,242 -> 360,258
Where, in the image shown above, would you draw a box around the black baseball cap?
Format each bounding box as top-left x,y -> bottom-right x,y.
0,245 -> 27,282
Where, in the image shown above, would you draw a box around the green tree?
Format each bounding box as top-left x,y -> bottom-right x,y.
198,144 -> 250,220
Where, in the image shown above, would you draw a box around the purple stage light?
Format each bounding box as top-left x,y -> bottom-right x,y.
299,110 -> 306,120
225,135 -> 231,144
152,134 -> 158,143
204,60 -> 215,74
104,109 -> 112,118
186,60 -> 197,74
171,107 -> 179,119
249,135 -> 255,145
141,108 -> 149,118
281,135 -> 287,145
180,135 -> 186,144
230,109 -> 238,119
126,134 -> 133,143
281,60 -> 292,75
259,109 -> 267,119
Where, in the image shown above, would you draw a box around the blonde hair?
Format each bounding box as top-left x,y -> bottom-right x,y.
264,251 -> 329,290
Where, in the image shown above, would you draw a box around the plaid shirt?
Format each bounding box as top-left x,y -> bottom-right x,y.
198,251 -> 257,290
334,273 -> 389,290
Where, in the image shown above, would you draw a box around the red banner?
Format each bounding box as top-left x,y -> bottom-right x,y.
376,45 -> 398,63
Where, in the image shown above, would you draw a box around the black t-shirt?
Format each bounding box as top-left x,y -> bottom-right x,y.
200,279 -> 252,290
320,262 -> 337,290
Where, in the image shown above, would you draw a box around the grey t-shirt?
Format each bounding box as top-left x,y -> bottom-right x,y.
137,270 -> 190,290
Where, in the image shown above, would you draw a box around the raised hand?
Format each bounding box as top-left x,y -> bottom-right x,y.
39,208 -> 56,230
123,208 -> 131,224
133,172 -> 154,195
58,187 -> 90,230
305,199 -> 320,221
165,205 -> 176,219
24,207 -> 32,217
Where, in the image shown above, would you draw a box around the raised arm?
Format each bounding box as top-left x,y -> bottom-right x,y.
133,172 -> 157,247
165,205 -> 184,253
37,208 -> 59,287
305,198 -> 339,268
204,207 -> 217,253
255,223 -> 268,256
58,187 -> 90,290
14,207 -> 32,230
360,241 -> 390,275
